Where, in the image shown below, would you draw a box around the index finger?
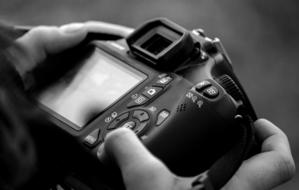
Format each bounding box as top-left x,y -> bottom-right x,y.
254,119 -> 295,182
15,21 -> 134,38
83,21 -> 134,37
254,119 -> 291,155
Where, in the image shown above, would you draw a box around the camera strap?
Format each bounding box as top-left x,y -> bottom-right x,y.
191,115 -> 256,190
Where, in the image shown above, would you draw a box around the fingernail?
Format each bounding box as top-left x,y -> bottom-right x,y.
60,23 -> 84,33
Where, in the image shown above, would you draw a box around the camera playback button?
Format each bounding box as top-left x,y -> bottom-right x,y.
127,95 -> 149,108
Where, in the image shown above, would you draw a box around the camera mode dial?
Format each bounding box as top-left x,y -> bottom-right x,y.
216,75 -> 245,103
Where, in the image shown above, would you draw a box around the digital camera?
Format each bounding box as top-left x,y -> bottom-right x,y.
30,18 -> 257,187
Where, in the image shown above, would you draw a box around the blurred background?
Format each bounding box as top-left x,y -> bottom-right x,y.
0,0 -> 298,189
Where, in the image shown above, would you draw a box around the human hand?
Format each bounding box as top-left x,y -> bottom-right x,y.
10,21 -> 133,80
1,21 -> 133,188
104,119 -> 295,190
222,119 -> 296,190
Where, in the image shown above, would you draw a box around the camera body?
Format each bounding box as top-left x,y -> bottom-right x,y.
32,18 -> 256,176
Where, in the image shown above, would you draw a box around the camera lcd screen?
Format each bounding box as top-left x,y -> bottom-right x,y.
38,49 -> 147,129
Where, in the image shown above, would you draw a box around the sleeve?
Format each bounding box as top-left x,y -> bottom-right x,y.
0,22 -> 24,89
0,25 -> 35,189
0,85 -> 37,190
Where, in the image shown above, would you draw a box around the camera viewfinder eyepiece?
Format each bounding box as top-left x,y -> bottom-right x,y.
127,18 -> 194,71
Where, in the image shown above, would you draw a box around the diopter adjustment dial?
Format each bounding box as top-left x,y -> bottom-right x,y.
216,75 -> 245,103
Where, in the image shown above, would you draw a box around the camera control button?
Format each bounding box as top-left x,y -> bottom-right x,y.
121,121 -> 136,130
133,110 -> 149,122
142,87 -> 162,99
84,128 -> 101,147
134,122 -> 148,134
127,95 -> 149,108
154,76 -> 173,87
107,112 -> 130,130
156,110 -> 170,126
203,86 -> 219,98
195,80 -> 212,92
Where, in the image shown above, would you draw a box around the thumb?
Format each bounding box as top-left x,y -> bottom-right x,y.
104,127 -> 161,172
104,128 -> 174,189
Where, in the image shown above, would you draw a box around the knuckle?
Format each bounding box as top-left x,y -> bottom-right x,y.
28,26 -> 59,39
30,25 -> 57,34
276,153 -> 296,181
278,130 -> 289,142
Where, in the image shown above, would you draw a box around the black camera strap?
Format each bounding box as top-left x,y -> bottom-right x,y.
191,115 -> 256,190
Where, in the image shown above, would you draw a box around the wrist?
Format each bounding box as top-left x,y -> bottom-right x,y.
0,49 -> 24,88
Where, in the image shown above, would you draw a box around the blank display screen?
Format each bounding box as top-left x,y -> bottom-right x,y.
38,49 -> 147,129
